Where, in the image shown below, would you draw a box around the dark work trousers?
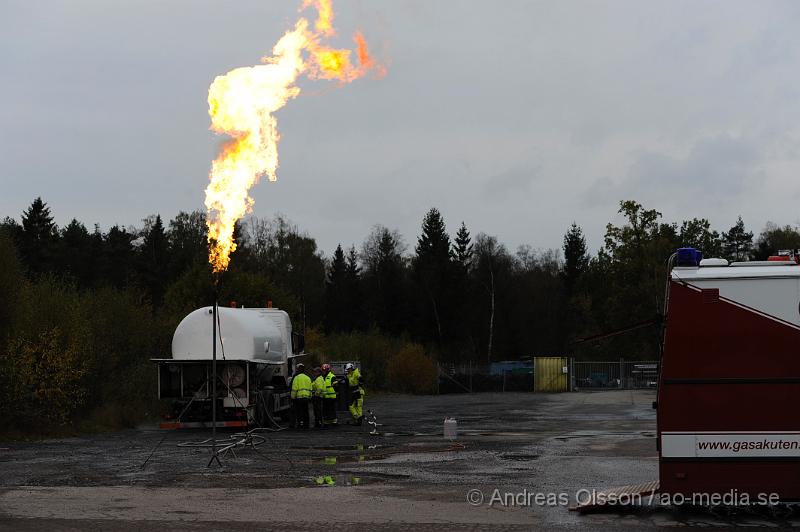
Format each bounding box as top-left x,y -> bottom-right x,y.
312,396 -> 324,427
323,397 -> 338,425
293,398 -> 310,429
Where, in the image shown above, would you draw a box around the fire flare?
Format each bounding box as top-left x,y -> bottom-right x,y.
205,0 -> 383,272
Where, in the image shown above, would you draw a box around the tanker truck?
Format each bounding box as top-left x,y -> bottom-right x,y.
152,306 -> 304,429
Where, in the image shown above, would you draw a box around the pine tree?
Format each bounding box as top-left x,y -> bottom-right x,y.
344,245 -> 363,330
60,219 -> 94,286
324,244 -> 348,332
21,197 -> 56,241
328,245 -> 347,284
562,223 -> 589,293
345,245 -> 361,280
20,197 -> 59,275
414,208 -> 452,344
362,226 -> 407,334
416,208 -> 451,262
449,222 -> 473,357
103,225 -> 135,288
139,215 -> 169,305
721,216 -> 753,262
453,222 -> 473,270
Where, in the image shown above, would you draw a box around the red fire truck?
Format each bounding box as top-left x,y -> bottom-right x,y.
658,248 -> 800,499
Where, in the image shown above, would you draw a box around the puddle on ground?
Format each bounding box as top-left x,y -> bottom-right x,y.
500,453 -> 540,461
320,453 -> 390,464
554,431 -> 657,441
312,474 -> 366,486
290,444 -> 383,451
460,430 -> 530,437
378,432 -> 429,437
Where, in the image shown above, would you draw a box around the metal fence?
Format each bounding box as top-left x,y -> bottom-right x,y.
571,360 -> 659,390
438,362 -> 533,393
438,359 -> 659,393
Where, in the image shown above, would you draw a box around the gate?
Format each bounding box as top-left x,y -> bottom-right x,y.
533,357 -> 569,392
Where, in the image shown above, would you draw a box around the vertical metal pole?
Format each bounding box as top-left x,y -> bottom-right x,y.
212,300 -> 217,461
570,357 -> 575,392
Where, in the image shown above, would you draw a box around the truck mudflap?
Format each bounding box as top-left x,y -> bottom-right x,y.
159,420 -> 249,429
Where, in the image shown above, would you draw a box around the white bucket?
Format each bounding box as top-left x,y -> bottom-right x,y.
443,418 -> 458,440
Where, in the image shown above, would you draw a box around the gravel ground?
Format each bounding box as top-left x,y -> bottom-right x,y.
1,390 -> 798,530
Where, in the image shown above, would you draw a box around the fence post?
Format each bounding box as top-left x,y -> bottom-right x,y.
619,358 -> 624,389
569,357 -> 575,392
532,358 -> 537,392
502,370 -> 506,393
469,360 -> 473,393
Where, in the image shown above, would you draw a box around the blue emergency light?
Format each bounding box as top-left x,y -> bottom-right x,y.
676,247 -> 702,267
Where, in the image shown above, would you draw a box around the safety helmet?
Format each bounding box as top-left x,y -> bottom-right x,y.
321,363 -> 331,372
296,363 -> 305,371
345,363 -> 355,372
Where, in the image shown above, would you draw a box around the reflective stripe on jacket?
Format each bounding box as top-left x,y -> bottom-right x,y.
323,372 -> 337,399
291,373 -> 313,399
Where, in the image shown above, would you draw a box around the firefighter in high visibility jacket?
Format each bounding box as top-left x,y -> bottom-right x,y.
311,367 -> 325,428
345,362 -> 364,426
290,363 -> 312,430
321,363 -> 338,426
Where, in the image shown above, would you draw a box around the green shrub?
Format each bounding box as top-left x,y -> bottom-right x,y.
7,327 -> 91,426
386,342 -> 438,394
307,329 -> 399,389
0,251 -> 163,432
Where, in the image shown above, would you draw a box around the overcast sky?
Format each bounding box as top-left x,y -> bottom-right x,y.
2,0 -> 800,257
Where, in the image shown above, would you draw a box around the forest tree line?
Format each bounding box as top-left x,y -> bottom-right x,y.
1,197 -> 796,431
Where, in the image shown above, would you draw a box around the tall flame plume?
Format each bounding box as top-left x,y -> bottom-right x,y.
205,0 -> 383,272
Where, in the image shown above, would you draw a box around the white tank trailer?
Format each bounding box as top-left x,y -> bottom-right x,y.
152,306 -> 304,428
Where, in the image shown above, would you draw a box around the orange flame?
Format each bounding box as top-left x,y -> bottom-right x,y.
302,0 -> 335,37
354,31 -> 387,79
205,1 -> 384,272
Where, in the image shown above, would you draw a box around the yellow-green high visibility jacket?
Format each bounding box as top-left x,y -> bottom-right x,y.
291,373 -> 312,399
347,368 -> 365,396
312,375 -> 325,397
323,372 -> 337,399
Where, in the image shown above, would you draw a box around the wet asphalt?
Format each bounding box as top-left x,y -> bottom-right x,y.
1,390 -> 799,530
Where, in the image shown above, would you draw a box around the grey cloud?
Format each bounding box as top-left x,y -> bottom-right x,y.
482,165 -> 539,200
583,135 -> 762,210
630,136 -> 760,196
